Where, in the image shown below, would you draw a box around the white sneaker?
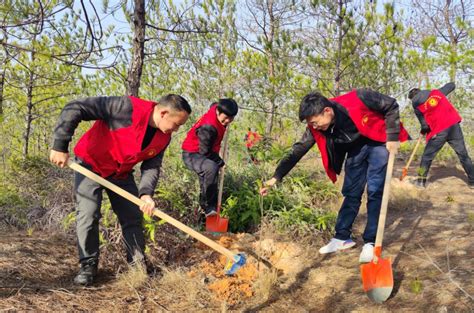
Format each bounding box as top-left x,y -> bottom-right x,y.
205,209 -> 218,217
319,238 -> 356,254
359,243 -> 374,263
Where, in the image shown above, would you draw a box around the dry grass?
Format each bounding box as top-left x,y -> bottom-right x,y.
253,268 -> 279,301
389,179 -> 427,211
149,267 -> 216,311
115,261 -> 148,290
159,268 -> 201,300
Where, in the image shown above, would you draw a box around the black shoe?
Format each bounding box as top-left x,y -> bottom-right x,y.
414,177 -> 427,188
145,262 -> 162,277
74,260 -> 98,286
468,182 -> 474,189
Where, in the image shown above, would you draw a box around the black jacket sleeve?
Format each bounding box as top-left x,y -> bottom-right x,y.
356,89 -> 400,141
411,90 -> 431,131
52,96 -> 131,152
439,82 -> 455,96
138,149 -> 166,197
196,125 -> 224,166
273,128 -> 315,181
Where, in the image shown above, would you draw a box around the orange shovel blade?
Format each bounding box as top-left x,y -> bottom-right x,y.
206,215 -> 229,233
361,257 -> 393,303
400,168 -> 408,181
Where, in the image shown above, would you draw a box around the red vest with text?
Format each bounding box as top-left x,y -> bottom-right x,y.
417,89 -> 462,142
309,90 -> 410,182
74,96 -> 171,179
182,105 -> 226,153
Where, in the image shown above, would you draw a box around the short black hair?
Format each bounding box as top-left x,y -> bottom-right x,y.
159,94 -> 191,114
408,88 -> 420,100
299,92 -> 332,122
216,98 -> 238,117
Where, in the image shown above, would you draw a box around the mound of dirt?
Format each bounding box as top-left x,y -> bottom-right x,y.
188,233 -> 314,305
189,235 -> 258,305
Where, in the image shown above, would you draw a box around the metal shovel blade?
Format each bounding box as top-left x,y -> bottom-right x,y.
360,256 -> 393,303
205,207 -> 229,233
400,168 -> 408,181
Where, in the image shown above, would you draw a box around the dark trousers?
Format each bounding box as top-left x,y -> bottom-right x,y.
334,144 -> 388,243
420,123 -> 474,184
74,161 -> 145,264
182,152 -> 219,212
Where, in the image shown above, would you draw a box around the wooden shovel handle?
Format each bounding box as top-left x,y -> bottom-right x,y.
405,135 -> 423,170
374,150 -> 396,251
217,129 -> 229,209
68,159 -> 236,260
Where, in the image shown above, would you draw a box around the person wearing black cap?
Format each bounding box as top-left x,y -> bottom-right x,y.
408,82 -> 474,188
182,99 -> 239,218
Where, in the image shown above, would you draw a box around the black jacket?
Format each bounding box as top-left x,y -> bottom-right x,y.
195,125 -> 225,167
273,89 -> 400,181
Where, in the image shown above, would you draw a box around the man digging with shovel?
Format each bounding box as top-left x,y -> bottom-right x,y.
408,82 -> 474,189
260,90 -> 408,263
49,94 -> 191,285
182,99 -> 238,224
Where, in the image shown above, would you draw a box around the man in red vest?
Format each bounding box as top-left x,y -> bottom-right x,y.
408,82 -> 474,188
49,94 -> 191,285
260,90 -> 408,262
182,99 -> 238,219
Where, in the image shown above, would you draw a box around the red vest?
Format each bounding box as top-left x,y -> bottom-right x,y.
182,105 -> 226,153
417,89 -> 462,142
310,91 -> 410,182
74,96 -> 171,179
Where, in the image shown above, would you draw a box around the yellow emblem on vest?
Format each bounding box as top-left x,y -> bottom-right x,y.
147,149 -> 156,157
427,96 -> 439,107
361,114 -> 369,126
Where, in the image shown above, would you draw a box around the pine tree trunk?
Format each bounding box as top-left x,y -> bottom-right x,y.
126,0 -> 146,97
265,0 -> 276,136
443,0 -> 457,82
334,0 -> 344,96
0,69 -> 4,118
23,52 -> 35,158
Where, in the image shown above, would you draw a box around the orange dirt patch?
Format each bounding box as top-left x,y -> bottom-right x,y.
189,234 -> 259,305
203,255 -> 257,305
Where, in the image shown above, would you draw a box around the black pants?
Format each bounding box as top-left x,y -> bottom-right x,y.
182,152 -> 220,212
420,123 -> 474,184
74,160 -> 145,265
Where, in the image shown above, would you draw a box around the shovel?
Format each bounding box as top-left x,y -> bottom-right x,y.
360,149 -> 395,303
206,130 -> 230,233
68,159 -> 246,275
400,136 -> 422,181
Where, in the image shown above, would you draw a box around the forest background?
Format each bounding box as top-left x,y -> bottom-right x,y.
1,0 -> 472,236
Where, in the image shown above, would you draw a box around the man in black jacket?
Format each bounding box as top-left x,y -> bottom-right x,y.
50,94 -> 191,285
260,90 -> 406,263
408,82 -> 474,188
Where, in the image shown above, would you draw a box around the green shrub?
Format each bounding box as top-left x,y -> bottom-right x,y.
221,165 -> 339,233
271,205 -> 337,233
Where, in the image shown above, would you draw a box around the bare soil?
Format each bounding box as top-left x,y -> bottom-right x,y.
1,164 -> 473,312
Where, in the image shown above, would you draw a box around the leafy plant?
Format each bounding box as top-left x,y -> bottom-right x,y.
271,205 -> 337,233
221,165 -> 339,233
410,277 -> 423,294
142,214 -> 166,243
445,193 -> 455,203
